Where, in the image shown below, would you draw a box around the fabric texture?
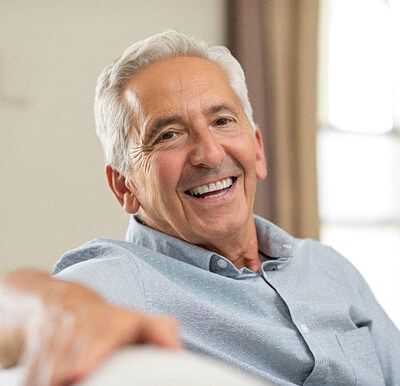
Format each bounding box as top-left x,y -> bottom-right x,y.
53,216 -> 400,385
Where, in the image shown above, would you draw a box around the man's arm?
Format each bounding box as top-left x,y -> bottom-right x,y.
0,269 -> 181,385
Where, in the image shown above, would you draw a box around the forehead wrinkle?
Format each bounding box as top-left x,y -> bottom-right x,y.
125,57 -> 245,144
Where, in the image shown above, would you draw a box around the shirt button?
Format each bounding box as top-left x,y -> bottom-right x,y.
300,324 -> 310,334
217,259 -> 228,268
280,244 -> 293,257
263,264 -> 277,272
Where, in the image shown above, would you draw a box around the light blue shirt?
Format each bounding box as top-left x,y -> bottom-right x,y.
53,215 -> 400,385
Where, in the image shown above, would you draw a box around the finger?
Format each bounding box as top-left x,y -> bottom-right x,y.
139,316 -> 183,349
0,328 -> 25,369
22,315 -> 56,386
51,335 -> 89,386
23,309 -> 77,386
55,307 -> 131,384
46,313 -> 87,386
64,312 -> 182,384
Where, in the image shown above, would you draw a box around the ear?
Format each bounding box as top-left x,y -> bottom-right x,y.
106,165 -> 140,214
254,128 -> 267,180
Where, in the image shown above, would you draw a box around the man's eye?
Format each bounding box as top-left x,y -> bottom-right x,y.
160,131 -> 177,140
215,118 -> 231,126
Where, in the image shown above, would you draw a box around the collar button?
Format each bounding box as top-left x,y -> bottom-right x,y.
217,259 -> 228,269
280,244 -> 293,257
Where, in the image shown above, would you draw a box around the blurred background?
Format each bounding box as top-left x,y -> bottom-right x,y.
1,0 -> 399,327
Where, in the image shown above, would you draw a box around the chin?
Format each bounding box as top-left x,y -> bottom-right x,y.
193,214 -> 248,240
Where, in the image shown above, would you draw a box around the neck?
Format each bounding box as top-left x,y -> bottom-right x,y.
201,217 -> 261,272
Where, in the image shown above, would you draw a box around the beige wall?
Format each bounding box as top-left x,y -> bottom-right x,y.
0,0 -> 226,273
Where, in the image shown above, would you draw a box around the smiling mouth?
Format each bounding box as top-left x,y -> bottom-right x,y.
185,177 -> 236,199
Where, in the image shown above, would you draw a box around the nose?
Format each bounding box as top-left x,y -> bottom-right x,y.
188,129 -> 225,168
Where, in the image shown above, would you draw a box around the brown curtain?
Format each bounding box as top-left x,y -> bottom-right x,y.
228,0 -> 320,239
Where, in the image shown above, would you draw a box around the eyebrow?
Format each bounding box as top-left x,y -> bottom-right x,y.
206,104 -> 239,116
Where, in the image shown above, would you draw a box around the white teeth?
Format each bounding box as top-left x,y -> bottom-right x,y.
188,177 -> 233,196
197,185 -> 207,195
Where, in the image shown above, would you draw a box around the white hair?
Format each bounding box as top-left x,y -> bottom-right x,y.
94,30 -> 255,175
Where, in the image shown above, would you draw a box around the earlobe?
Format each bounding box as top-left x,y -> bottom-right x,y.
254,128 -> 267,180
106,166 -> 140,214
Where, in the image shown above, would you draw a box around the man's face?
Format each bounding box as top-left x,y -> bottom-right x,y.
123,56 -> 266,249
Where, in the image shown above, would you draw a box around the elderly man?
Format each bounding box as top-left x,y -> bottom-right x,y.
2,30 -> 400,385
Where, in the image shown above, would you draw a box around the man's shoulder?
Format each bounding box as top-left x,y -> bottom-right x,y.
52,238 -> 150,275
52,238 -> 155,309
297,237 -> 354,267
255,215 -> 361,281
292,236 -> 369,291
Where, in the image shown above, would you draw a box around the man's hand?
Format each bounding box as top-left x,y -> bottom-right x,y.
0,269 -> 182,385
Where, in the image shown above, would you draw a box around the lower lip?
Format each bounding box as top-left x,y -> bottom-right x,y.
186,178 -> 237,203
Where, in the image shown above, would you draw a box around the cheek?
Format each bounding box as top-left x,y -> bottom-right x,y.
129,152 -> 160,203
229,135 -> 257,171
145,152 -> 185,194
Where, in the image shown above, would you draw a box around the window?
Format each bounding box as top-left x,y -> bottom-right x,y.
318,0 -> 400,327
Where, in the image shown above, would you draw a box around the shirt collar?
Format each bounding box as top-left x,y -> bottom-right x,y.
254,214 -> 296,261
125,214 -> 296,276
126,215 -> 214,271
